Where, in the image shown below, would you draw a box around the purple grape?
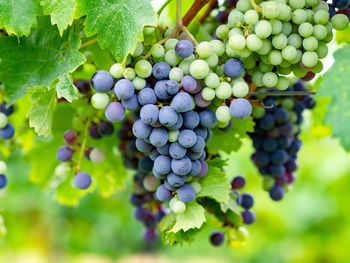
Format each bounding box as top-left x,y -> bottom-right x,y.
149,128 -> 168,147
171,157 -> 192,176
210,231 -> 224,246
135,138 -> 153,153
144,228 -> 158,242
138,87 -> 157,105
199,109 -> 217,129
169,142 -> 187,159
105,102 -> 125,122
231,176 -> 246,189
153,155 -> 172,175
177,184 -> 196,202
114,79 -> 135,100
122,94 -> 139,111
0,103 -> 14,116
188,160 -> 202,176
269,185 -> 285,201
73,172 -> 92,189
0,174 -> 7,189
165,80 -> 180,95
194,92 -> 211,108
159,106 -> 178,126
181,75 -> 198,93
64,130 -> 78,145
140,104 -> 159,125
91,70 -> 114,92
0,124 -> 15,139
183,111 -> 200,129
240,193 -> 254,209
224,59 -> 244,78
199,160 -> 208,177
171,92 -> 195,112
155,184 -> 172,201
152,62 -> 171,80
132,119 -> 152,139
57,146 -> 73,162
175,40 -> 194,58
97,121 -> 114,136
191,136 -> 205,153
178,129 -> 197,148
167,172 -> 186,188
230,98 -> 252,119
241,209 -> 256,224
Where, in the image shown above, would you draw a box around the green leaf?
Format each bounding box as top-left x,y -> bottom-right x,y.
0,16 -> 85,103
336,27 -> 350,44
169,202 -> 206,233
207,118 -> 255,154
316,46 -> 350,151
28,87 -> 57,136
0,0 -> 42,36
55,74 -> 79,102
197,159 -> 231,203
76,0 -> 157,61
40,0 -> 76,35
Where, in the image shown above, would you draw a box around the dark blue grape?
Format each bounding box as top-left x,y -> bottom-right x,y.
0,174 -> 7,189
224,59 -> 244,78
91,70 -> 114,92
175,40 -> 194,58
210,231 -> 225,246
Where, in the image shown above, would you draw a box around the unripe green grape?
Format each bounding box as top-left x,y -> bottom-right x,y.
276,76 -> 289,90
298,22 -> 314,37
302,51 -> 318,67
268,50 -> 283,65
290,49 -> 303,64
257,39 -> 272,55
169,197 -> 178,210
252,71 -> 264,87
72,117 -> 85,131
169,67 -> 184,82
165,50 -> 180,66
210,40 -> 225,56
239,48 -> 252,58
262,176 -> 275,191
228,10 -> 244,27
280,60 -> 291,68
292,9 -> 307,24
179,60 -> 191,75
332,14 -> 350,31
287,33 -> 302,48
312,60 -> 323,73
123,68 -> 136,80
314,10 -> 329,25
241,56 -> 256,70
315,42 -> 328,59
226,46 -> 239,58
281,22 -> 293,36
303,36 -> 318,51
306,0 -> 319,7
254,20 -> 273,39
190,182 -> 201,193
110,63 -> 124,78
228,34 -> 246,50
197,41 -> 213,58
260,55 -> 270,64
244,10 -> 259,25
282,98 -> 295,110
270,20 -> 283,35
216,25 -> 230,40
132,77 -> 146,90
313,1 -> 329,12
91,93 -> 110,109
133,42 -> 143,57
289,112 -> 298,123
216,82 -> 232,100
292,64 -> 307,78
259,62 -> 274,73
216,105 -> 231,123
0,113 -> 8,129
272,33 -> 288,50
282,45 -> 298,61
206,53 -> 219,68
190,60 -> 210,79
168,130 -> 180,142
246,34 -> 263,51
125,55 -> 132,66
151,43 -> 165,58
324,32 -> 334,43
232,81 -> 249,97
289,0 -> 305,10
229,28 -> 244,38
278,3 -> 292,21
202,87 -> 216,101
277,65 -> 293,75
305,9 -> 315,23
165,38 -> 178,50
261,2 -> 280,19
262,72 -> 278,88
205,73 -> 220,89
325,22 -> 333,33
215,65 -> 224,76
135,60 -> 152,78
172,201 -> 186,214
55,163 -> 70,177
236,0 -> 252,12
252,106 -> 266,119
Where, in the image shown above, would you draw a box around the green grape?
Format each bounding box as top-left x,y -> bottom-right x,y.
179,60 -> 191,75
289,0 -> 305,9
216,25 -> 230,40
270,19 -> 283,35
290,49 -> 303,64
324,31 -> 334,43
135,60 -> 152,78
262,72 -> 278,88
315,42 -> 328,59
259,62 -> 274,73
123,68 -> 136,80
254,20 -> 272,39
303,36 -> 318,51
272,33 -> 288,50
229,34 -> 246,50
287,33 -> 302,48
232,81 -> 249,97
282,98 -> 295,110
281,22 -> 293,36
289,112 -> 298,123
313,1 -> 329,12
239,48 -> 252,58
168,130 -> 180,143
172,200 -> 186,214
278,3 -> 292,21
302,51 -> 318,67
298,22 -> 314,37
133,42 -> 143,57
229,28 -> 244,38
165,50 -> 180,66
215,64 -> 224,76
292,64 -> 307,78
202,87 -> 216,101
216,82 -> 232,100
257,39 -> 272,55
276,76 -> 289,90
277,65 -> 293,75
0,113 -> 8,129
236,0 -> 252,12
280,60 -> 291,68
305,9 -> 315,23
312,60 -> 323,73
132,77 -> 146,90
228,10 -> 244,27
292,9 -> 307,24
197,41 -> 213,58
169,67 -> 184,82
244,10 -> 259,25
252,106 -> 266,119
306,0 -> 320,7
216,105 -> 231,123
325,22 -> 333,33
210,40 -> 226,56
314,10 -> 329,25
205,73 -> 220,89
260,55 -> 270,65
110,63 -> 124,78
226,46 -> 239,58
281,45 -> 298,61
262,176 -> 275,191
261,2 -> 280,19
190,59 -> 210,79
246,34 -> 263,51
241,56 -> 257,69
252,71 -> 264,87
91,93 -> 110,109
206,53 -> 219,68
151,44 -> 165,58
312,24 -> 327,40
165,38 -> 178,50
268,50 -> 283,65
331,14 -> 350,31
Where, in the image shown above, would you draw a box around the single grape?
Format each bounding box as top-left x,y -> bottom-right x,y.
149,128 -> 168,147
91,93 -> 110,109
167,172 -> 186,188
153,155 -> 172,175
73,172 -> 92,189
155,184 -> 172,201
105,102 -> 125,122
176,184 -> 196,202
57,146 -> 73,162
140,104 -> 159,125
0,113 -> 8,129
91,70 -> 114,92
224,59 -> 244,78
210,231 -> 224,246
171,157 -> 192,176
230,98 -> 252,119
0,174 -> 7,189
190,60 -> 210,79
152,62 -> 171,80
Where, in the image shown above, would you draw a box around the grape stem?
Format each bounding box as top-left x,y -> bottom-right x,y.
182,0 -> 211,26
74,118 -> 90,174
80,38 -> 97,49
157,0 -> 174,15
198,0 -> 218,24
250,0 -> 262,12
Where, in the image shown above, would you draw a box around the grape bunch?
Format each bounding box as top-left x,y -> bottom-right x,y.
249,81 -> 315,201
216,0 -> 349,89
0,102 -> 15,140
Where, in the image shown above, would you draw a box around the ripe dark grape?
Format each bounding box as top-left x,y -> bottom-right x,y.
210,231 -> 225,246
73,172 -> 92,189
0,174 -> 7,189
56,146 -> 73,162
91,70 -> 114,92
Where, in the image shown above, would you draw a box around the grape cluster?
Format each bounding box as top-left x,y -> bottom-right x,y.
249,81 -> 315,201
216,0 -> 349,88
0,102 -> 15,140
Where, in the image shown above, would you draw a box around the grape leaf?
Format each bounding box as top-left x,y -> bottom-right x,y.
76,0 -> 157,61
0,16 -> 85,103
55,74 -> 79,102
336,27 -> 350,44
197,160 -> 231,203
40,0 -> 76,35
0,0 -> 42,36
169,202 -> 206,233
207,118 -> 255,154
28,87 -> 57,136
316,46 -> 350,151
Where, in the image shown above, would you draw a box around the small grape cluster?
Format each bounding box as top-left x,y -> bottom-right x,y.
249,81 -> 315,201
0,102 -> 15,140
216,0 -> 349,88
